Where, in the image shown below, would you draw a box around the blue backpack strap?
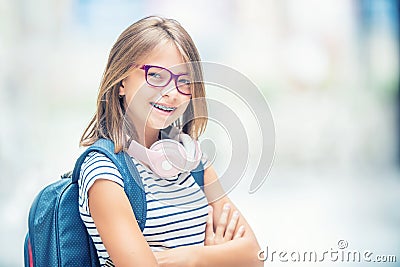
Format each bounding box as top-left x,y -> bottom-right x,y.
71,138 -> 147,231
190,161 -> 205,188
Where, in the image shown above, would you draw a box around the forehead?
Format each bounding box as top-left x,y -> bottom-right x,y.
139,41 -> 189,73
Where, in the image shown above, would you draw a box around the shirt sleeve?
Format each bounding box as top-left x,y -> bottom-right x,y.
78,151 -> 124,215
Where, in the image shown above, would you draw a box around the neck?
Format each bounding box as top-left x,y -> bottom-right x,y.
134,123 -> 159,149
144,128 -> 159,148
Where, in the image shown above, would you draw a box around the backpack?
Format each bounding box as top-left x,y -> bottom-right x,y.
24,138 -> 204,267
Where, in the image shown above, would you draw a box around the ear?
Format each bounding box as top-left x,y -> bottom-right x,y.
119,80 -> 125,96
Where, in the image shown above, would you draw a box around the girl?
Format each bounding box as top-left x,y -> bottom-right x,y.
78,16 -> 262,267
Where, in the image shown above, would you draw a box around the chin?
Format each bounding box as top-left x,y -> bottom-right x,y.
150,114 -> 181,129
147,119 -> 174,130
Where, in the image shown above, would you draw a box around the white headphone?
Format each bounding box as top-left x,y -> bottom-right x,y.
126,126 -> 202,177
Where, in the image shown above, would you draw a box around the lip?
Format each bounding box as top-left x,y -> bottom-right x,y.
150,102 -> 176,108
149,102 -> 177,115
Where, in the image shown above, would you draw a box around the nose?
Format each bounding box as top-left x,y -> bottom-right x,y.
160,79 -> 180,98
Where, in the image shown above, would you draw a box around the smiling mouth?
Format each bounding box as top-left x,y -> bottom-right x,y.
150,102 -> 177,113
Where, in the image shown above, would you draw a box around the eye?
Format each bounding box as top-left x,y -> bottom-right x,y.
177,78 -> 191,85
148,72 -> 162,79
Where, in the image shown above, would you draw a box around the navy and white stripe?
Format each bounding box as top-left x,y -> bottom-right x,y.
78,151 -> 209,266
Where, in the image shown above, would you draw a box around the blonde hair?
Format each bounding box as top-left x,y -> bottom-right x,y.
80,16 -> 208,153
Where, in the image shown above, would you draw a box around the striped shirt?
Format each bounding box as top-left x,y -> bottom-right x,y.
78,151 -> 209,266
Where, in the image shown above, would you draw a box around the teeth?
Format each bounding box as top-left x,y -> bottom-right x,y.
151,102 -> 176,112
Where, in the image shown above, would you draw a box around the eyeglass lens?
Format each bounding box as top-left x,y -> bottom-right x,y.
146,66 -> 192,95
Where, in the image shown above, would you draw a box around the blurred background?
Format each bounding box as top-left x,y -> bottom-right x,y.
1,0 -> 399,266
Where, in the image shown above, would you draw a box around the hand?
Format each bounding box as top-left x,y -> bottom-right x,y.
205,203 -> 245,246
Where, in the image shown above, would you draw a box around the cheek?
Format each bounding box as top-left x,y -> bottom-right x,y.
127,85 -> 155,106
164,104 -> 189,126
174,101 -> 190,118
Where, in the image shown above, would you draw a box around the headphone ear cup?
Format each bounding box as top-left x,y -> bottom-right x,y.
146,149 -> 177,177
150,139 -> 187,176
127,133 -> 203,177
127,139 -> 181,177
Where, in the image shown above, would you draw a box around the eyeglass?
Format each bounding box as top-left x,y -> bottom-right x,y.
139,65 -> 193,96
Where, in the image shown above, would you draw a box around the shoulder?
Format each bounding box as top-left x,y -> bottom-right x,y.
78,151 -> 125,214
79,151 -> 124,191
81,150 -> 117,170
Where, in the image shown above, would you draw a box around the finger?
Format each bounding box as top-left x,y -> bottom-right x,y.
234,225 -> 245,239
224,210 -> 240,241
205,206 -> 214,245
215,203 -> 230,240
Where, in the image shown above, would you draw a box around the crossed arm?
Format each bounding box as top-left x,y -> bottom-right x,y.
154,165 -> 262,267
88,164 -> 263,267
